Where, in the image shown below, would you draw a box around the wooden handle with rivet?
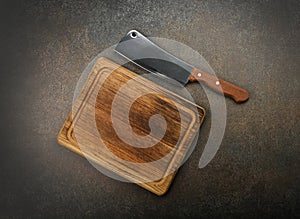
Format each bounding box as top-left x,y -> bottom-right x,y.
189,68 -> 249,103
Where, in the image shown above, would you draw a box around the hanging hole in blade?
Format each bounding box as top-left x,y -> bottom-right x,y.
130,31 -> 137,38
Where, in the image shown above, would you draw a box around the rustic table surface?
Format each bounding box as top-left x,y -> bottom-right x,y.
0,0 -> 299,218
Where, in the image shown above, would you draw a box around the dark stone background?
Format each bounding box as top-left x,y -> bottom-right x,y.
0,0 -> 299,218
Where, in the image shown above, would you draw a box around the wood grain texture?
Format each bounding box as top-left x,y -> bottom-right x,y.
190,68 -> 249,103
57,58 -> 205,195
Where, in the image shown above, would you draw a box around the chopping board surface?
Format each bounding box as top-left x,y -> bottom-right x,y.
57,57 -> 205,195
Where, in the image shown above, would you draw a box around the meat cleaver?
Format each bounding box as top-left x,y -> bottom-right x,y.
115,30 -> 249,103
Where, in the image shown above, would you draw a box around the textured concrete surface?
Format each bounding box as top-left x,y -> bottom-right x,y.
0,0 -> 299,218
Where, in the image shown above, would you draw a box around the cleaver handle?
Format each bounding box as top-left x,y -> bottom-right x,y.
189,68 -> 249,103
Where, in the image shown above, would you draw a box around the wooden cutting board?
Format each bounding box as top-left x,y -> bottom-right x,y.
57,57 -> 205,195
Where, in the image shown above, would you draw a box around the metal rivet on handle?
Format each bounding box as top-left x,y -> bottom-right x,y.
197,73 -> 201,77
216,81 -> 220,86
